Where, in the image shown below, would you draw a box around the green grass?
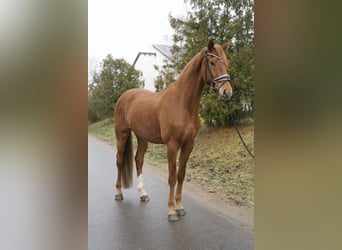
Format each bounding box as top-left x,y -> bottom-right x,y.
88,118 -> 254,207
88,118 -> 116,143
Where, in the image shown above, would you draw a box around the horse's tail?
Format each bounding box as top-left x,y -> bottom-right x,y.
122,132 -> 133,188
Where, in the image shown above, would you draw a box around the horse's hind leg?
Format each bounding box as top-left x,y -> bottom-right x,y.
135,138 -> 149,202
115,130 -> 130,201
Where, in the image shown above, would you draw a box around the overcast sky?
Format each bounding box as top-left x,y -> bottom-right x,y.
88,0 -> 188,64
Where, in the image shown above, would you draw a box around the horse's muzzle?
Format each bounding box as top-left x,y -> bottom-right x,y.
219,84 -> 232,101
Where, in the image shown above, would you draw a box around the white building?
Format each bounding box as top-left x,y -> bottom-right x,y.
133,44 -> 173,92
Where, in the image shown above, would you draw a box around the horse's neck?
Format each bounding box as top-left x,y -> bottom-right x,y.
175,52 -> 205,114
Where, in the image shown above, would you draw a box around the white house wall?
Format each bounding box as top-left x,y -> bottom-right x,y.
133,47 -> 167,92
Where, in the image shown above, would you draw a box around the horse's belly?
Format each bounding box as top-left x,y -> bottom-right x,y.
133,131 -> 164,144
149,137 -> 164,144
131,123 -> 164,144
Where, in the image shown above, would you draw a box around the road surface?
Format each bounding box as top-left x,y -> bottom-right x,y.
88,136 -> 253,249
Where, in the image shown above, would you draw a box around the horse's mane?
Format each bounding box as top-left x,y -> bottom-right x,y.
177,48 -> 206,80
159,47 -> 206,93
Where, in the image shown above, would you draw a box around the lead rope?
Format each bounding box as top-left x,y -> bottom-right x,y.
226,100 -> 255,158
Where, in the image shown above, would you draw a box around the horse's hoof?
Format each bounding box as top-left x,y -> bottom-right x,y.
115,194 -> 123,201
140,195 -> 150,202
176,209 -> 186,216
168,214 -> 179,222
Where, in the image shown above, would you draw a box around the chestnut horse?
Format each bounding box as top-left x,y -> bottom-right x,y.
114,39 -> 232,222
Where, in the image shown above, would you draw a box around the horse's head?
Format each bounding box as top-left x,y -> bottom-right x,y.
203,39 -> 232,101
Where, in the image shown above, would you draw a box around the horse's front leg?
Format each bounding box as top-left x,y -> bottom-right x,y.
175,141 -> 194,216
166,140 -> 179,222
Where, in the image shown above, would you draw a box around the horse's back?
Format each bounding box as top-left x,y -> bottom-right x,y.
116,88 -> 156,112
117,88 -> 155,102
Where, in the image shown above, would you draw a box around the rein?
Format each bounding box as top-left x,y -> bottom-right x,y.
227,100 -> 255,158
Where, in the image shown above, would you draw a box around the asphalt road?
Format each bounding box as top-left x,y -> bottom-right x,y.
88,136 -> 253,250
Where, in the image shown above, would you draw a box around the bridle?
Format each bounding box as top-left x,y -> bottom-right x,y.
204,50 -> 231,93
205,49 -> 254,158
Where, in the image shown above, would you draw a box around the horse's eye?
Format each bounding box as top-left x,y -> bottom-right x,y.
210,61 -> 215,66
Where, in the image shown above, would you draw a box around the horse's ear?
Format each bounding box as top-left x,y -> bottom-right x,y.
208,39 -> 215,50
222,41 -> 231,51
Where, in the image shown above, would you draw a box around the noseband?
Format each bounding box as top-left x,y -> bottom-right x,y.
205,50 -> 231,92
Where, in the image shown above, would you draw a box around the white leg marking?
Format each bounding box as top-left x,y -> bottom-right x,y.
115,187 -> 122,195
137,174 -> 147,197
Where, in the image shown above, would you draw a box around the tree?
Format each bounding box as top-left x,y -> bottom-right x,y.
88,55 -> 144,122
155,0 -> 254,125
153,59 -> 177,92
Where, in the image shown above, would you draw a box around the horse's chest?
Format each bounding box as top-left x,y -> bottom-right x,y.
172,122 -> 199,143
159,112 -> 200,144
185,123 -> 199,139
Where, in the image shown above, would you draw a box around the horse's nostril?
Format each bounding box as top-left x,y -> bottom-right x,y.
223,89 -> 227,96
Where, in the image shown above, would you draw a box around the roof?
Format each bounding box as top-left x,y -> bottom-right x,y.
152,44 -> 173,61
